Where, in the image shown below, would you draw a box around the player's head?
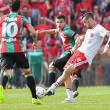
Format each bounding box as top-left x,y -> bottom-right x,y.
82,12 -> 94,29
9,0 -> 20,12
55,14 -> 66,30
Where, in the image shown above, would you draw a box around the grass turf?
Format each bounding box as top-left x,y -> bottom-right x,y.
0,86 -> 110,110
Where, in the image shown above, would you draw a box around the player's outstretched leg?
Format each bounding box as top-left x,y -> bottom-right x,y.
0,85 -> 4,103
45,82 -> 60,96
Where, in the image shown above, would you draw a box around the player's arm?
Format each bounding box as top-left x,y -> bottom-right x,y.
28,26 -> 38,46
71,35 -> 85,54
103,31 -> 110,54
36,29 -> 58,35
22,16 -> 38,46
75,35 -> 85,46
74,34 -> 80,40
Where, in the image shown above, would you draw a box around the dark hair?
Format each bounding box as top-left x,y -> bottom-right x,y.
46,9 -> 54,20
9,0 -> 20,12
56,14 -> 66,20
82,12 -> 94,20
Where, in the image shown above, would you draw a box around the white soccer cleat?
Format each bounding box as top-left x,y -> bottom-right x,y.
60,98 -> 75,103
45,88 -> 55,96
73,91 -> 79,98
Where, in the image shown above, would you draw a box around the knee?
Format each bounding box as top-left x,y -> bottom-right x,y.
49,62 -> 55,71
63,66 -> 74,77
21,68 -> 32,76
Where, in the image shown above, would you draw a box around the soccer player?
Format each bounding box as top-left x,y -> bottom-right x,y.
0,0 -> 41,105
37,14 -> 82,103
46,12 -> 110,102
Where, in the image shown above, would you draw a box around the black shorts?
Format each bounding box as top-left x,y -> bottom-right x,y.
53,51 -> 71,72
1,52 -> 29,70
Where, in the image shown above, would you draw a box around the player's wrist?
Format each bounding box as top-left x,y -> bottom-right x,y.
105,41 -> 110,48
70,50 -> 74,55
105,43 -> 110,48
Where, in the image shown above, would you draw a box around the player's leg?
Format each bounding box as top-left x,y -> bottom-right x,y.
0,53 -> 14,103
46,51 -> 75,95
48,51 -> 71,86
21,68 -> 41,105
48,62 -> 56,86
14,52 -> 41,105
46,64 -> 75,95
72,69 -> 81,98
52,51 -> 74,99
72,78 -> 79,98
46,50 -> 88,97
0,69 -> 12,103
71,69 -> 81,98
61,76 -> 75,103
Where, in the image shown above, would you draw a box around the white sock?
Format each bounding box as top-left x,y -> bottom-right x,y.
49,82 -> 59,90
66,89 -> 74,100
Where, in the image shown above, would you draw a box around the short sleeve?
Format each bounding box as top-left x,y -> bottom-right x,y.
22,16 -> 32,28
98,25 -> 108,38
64,29 -> 76,38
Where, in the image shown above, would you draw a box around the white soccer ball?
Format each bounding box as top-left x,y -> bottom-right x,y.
36,86 -> 46,99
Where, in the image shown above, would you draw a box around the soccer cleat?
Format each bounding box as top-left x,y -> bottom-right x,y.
0,85 -> 4,103
32,98 -> 42,105
45,88 -> 55,96
73,91 -> 79,98
60,98 -> 75,103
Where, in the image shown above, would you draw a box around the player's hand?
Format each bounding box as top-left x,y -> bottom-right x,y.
36,30 -> 39,35
32,43 -> 38,50
102,46 -> 110,55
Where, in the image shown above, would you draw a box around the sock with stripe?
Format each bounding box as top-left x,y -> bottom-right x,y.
26,74 -> 37,99
48,71 -> 56,86
2,74 -> 11,89
66,88 -> 74,100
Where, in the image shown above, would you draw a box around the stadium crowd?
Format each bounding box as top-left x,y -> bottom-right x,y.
0,0 -> 110,88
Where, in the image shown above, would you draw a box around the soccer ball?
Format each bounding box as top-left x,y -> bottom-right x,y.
36,86 -> 46,99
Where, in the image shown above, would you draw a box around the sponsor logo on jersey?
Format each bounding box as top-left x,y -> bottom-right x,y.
2,38 -> 17,42
5,17 -> 17,21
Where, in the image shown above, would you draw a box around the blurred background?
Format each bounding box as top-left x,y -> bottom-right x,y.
0,0 -> 110,88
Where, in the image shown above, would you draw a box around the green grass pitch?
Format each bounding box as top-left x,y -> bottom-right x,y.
0,86 -> 110,110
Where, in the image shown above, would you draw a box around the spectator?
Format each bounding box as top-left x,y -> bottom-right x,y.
45,0 -> 54,10
22,28 -> 33,51
75,0 -> 92,17
31,0 -> 47,17
35,17 -> 51,48
106,1 -> 110,12
92,5 -> 102,23
20,4 -> 32,24
55,0 -> 71,25
43,42 -> 56,65
0,0 -> 10,14
54,0 -> 72,13
97,0 -> 107,14
101,15 -> 110,31
45,9 -> 56,28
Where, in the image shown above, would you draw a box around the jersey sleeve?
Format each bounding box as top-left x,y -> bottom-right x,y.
22,16 -> 32,29
98,25 -> 108,38
64,29 -> 76,39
